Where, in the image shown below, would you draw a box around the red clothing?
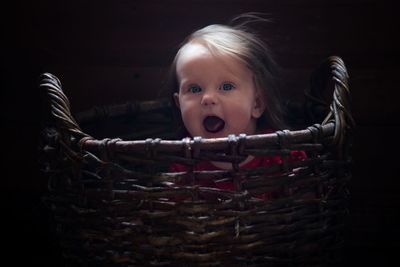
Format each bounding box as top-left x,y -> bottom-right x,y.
169,150 -> 307,200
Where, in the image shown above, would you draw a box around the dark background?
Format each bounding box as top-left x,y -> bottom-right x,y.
3,0 -> 399,266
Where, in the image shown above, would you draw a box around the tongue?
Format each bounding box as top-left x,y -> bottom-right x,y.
203,116 -> 225,133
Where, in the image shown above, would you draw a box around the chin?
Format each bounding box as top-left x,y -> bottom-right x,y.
194,131 -> 222,139
205,131 -> 229,139
192,128 -> 229,139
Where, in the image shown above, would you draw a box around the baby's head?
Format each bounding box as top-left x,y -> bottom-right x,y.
169,17 -> 285,138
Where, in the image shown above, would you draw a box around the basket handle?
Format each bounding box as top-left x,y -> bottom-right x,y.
39,72 -> 89,139
306,56 -> 355,154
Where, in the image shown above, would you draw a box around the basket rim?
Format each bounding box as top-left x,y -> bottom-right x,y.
39,56 -> 353,156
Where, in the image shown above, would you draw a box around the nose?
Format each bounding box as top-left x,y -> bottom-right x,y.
201,91 -> 217,106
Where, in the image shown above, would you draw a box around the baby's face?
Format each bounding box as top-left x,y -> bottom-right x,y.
174,42 -> 265,138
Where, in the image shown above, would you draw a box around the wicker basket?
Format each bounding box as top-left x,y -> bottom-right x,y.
39,56 -> 354,267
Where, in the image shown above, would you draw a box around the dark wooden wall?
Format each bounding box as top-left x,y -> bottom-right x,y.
3,0 -> 399,266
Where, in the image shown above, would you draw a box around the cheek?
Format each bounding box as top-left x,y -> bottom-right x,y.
179,102 -> 198,125
181,110 -> 192,122
179,100 -> 193,117
227,98 -> 254,116
180,109 -> 200,136
179,96 -> 200,112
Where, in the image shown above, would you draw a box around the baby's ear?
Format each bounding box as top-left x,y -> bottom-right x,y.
173,93 -> 180,109
251,92 -> 266,118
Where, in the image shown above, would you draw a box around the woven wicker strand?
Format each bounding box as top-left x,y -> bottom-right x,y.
39,56 -> 353,267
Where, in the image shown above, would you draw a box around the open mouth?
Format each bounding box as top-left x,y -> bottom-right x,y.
203,116 -> 225,133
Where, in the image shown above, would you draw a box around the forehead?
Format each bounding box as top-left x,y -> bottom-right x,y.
178,42 -> 210,61
176,42 -> 218,70
176,42 -> 250,77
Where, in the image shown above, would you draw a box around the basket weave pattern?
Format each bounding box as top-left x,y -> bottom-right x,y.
39,56 -> 353,266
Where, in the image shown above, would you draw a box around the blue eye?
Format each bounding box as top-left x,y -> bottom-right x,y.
189,85 -> 202,93
221,82 -> 235,91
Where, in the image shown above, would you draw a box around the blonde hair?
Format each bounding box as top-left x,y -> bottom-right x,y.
167,13 -> 286,133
